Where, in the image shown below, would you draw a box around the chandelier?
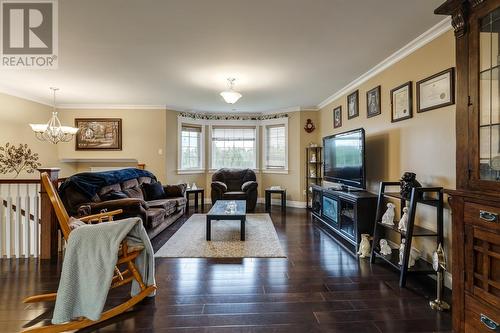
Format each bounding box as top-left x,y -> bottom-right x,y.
29,88 -> 79,144
220,78 -> 242,104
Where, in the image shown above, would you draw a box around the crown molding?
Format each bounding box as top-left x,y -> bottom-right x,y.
0,85 -> 52,107
317,17 -> 452,109
57,104 -> 168,110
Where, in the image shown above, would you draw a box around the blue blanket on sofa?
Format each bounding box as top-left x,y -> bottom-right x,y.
59,168 -> 156,200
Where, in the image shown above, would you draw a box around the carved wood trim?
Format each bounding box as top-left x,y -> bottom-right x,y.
469,0 -> 485,7
452,6 -> 467,37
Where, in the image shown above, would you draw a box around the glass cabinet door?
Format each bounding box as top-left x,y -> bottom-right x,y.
322,196 -> 338,229
479,7 -> 500,182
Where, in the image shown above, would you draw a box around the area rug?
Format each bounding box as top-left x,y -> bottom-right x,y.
154,214 -> 286,258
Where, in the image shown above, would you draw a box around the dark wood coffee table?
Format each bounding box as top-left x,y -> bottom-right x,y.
206,200 -> 246,241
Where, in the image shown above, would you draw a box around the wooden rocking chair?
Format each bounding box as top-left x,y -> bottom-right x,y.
22,172 -> 157,333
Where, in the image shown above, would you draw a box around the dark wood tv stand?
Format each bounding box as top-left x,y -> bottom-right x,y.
311,184 -> 377,254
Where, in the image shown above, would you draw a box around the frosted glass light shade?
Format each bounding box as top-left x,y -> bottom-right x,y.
60,126 -> 79,134
29,123 -> 48,132
220,90 -> 242,104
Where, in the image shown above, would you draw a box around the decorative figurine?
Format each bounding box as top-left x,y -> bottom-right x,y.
409,247 -> 421,268
310,169 -> 316,178
430,243 -> 450,311
304,119 -> 316,133
398,239 -> 406,266
192,182 -> 198,190
379,239 -> 392,255
398,207 -> 409,232
357,234 -> 371,258
311,152 -> 316,163
399,172 -> 422,199
381,203 -> 396,226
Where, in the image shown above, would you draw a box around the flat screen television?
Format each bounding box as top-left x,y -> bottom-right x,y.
323,128 -> 366,189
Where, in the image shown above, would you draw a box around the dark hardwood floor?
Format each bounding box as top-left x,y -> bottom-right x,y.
0,204 -> 452,332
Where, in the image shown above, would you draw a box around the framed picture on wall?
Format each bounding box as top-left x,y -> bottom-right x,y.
333,106 -> 342,128
391,81 -> 413,122
75,118 -> 122,150
416,68 -> 455,113
347,90 -> 359,119
366,85 -> 381,118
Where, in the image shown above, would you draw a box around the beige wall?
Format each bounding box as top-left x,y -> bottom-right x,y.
319,30 -> 456,277
0,93 -> 73,178
57,108 -> 169,181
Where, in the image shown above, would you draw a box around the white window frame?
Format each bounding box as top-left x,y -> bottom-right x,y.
177,118 -> 205,174
261,118 -> 288,174
208,122 -> 260,171
204,119 -> 260,173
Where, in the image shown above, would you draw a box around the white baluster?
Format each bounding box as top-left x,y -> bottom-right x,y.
5,196 -> 11,258
15,191 -> 21,258
25,184 -> 30,257
33,192 -> 39,258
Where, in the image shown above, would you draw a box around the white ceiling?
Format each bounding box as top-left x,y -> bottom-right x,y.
0,0 -> 447,113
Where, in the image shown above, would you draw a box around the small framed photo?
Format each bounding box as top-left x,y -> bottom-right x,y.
333,106 -> 342,128
417,68 -> 455,113
347,90 -> 359,119
75,118 -> 122,150
366,85 -> 381,118
391,81 -> 413,123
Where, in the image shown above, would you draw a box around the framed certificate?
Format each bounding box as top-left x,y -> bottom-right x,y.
417,68 -> 455,113
391,81 -> 413,123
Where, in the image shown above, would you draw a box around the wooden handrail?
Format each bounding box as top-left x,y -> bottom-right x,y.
0,179 -> 40,184
2,199 -> 39,222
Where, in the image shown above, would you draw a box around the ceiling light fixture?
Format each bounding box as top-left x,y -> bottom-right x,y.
220,78 -> 242,104
29,88 -> 79,144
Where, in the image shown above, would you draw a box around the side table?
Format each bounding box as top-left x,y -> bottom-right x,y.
186,188 -> 204,213
265,188 -> 286,212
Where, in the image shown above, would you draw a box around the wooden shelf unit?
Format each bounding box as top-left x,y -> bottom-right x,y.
370,182 -> 444,287
305,147 -> 322,209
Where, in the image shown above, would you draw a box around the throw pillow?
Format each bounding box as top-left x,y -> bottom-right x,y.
101,191 -> 128,201
142,182 -> 165,201
164,184 -> 185,198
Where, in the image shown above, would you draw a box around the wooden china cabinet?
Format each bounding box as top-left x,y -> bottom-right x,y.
436,0 -> 500,332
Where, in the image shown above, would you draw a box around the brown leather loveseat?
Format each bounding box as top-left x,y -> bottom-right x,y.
211,168 -> 258,211
59,168 -> 186,238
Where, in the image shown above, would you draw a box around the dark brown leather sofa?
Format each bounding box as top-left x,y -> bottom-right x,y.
59,172 -> 186,239
211,168 -> 258,211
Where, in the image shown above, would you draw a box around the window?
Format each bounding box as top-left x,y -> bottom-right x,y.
265,125 -> 286,169
180,125 -> 202,170
211,127 -> 257,169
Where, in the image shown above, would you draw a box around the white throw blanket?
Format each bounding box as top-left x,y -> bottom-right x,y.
51,217 -> 155,324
